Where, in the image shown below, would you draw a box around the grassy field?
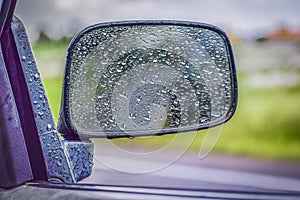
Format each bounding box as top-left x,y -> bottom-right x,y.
34,40 -> 300,161
216,79 -> 300,160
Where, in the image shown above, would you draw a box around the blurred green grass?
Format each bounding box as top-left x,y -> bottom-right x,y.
34,40 -> 300,161
42,77 -> 63,122
216,77 -> 300,160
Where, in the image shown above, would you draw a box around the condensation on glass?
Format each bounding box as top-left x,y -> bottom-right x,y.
68,24 -> 234,137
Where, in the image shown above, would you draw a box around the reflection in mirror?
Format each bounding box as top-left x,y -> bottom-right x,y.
59,21 -> 237,138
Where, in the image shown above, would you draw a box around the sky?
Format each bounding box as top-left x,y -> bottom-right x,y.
15,0 -> 300,42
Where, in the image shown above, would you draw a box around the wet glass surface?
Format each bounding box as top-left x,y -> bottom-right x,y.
67,23 -> 235,137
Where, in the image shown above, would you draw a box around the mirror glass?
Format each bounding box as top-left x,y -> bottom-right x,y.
60,21 -> 237,138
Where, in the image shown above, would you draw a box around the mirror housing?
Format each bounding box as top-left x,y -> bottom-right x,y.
58,20 -> 238,139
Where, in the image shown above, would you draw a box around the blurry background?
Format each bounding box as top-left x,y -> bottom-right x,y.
15,0 -> 300,161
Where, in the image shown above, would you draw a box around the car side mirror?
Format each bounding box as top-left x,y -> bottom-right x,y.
58,21 -> 238,139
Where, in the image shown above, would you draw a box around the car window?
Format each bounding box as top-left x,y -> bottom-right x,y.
7,0 -> 300,194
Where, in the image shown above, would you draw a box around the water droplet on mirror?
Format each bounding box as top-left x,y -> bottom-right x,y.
97,94 -> 105,99
141,77 -> 148,83
118,92 -> 127,98
200,117 -> 208,123
136,96 -> 142,102
120,124 -> 126,130
183,74 -> 189,79
129,113 -> 136,120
